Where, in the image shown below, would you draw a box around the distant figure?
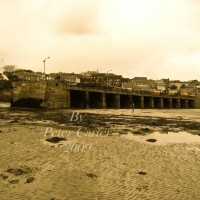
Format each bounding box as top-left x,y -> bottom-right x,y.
130,102 -> 135,112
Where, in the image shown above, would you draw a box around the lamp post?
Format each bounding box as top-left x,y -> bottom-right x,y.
106,70 -> 112,85
43,57 -> 50,79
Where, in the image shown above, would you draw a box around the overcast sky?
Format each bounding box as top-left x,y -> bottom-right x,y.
0,0 -> 200,80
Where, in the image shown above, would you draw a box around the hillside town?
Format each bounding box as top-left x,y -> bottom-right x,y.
0,66 -> 200,98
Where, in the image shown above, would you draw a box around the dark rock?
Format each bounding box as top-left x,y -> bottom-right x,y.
46,137 -> 66,144
6,166 -> 32,176
9,179 -> 19,184
138,171 -> 147,175
132,130 -> 143,135
0,173 -> 9,180
146,139 -> 157,143
140,128 -> 154,133
26,177 -> 34,183
86,173 -> 97,179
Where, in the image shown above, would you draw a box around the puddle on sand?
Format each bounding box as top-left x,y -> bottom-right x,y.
121,131 -> 200,145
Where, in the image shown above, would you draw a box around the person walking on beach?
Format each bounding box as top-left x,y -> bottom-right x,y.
130,102 -> 135,113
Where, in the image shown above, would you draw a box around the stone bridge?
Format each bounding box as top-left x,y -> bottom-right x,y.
11,81 -> 200,109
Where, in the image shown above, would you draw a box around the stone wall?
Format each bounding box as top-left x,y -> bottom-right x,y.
12,81 -> 47,107
44,82 -> 70,109
0,89 -> 12,101
195,97 -> 200,108
12,81 -> 70,109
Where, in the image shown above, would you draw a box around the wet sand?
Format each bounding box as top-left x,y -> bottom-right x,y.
0,108 -> 200,200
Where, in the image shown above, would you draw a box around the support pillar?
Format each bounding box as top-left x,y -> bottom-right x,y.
116,94 -> 120,109
169,98 -> 172,109
86,91 -> 90,109
102,93 -> 106,109
185,99 -> 188,109
141,96 -> 144,108
160,98 -> 164,109
177,99 -> 180,109
151,97 -> 154,109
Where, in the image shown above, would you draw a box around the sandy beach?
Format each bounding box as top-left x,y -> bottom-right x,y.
0,107 -> 200,200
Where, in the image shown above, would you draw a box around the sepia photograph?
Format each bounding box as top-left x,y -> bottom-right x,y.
0,0 -> 200,199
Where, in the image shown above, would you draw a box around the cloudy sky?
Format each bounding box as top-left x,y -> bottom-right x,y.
0,0 -> 200,80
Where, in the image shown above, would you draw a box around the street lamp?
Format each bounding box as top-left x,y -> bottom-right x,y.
106,70 -> 112,85
43,57 -> 50,79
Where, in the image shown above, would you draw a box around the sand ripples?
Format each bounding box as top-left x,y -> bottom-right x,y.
1,109 -> 200,199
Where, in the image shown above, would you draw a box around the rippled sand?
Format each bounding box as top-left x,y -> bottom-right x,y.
0,108 -> 200,200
